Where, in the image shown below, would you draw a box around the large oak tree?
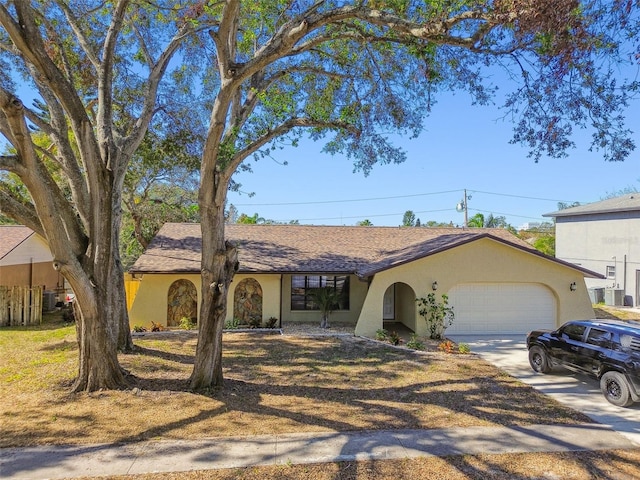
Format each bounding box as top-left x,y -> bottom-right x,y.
1,1 -> 637,392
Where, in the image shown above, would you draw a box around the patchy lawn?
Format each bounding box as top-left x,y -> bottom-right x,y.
1,318 -> 589,449
3,307 -> 640,479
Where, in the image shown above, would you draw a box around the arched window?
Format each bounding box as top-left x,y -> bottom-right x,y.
233,278 -> 263,326
167,279 -> 197,327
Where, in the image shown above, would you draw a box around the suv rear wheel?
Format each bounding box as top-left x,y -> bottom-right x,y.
529,345 -> 551,373
600,371 -> 634,407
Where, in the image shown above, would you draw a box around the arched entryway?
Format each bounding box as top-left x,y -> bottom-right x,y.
382,282 -> 417,332
167,279 -> 198,327
234,278 -> 263,326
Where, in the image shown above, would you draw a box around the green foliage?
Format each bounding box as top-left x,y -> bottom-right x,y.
376,329 -> 389,341
224,318 -> 241,330
309,287 -> 342,328
458,343 -> 471,354
179,317 -> 197,330
533,236 -> 556,256
416,293 -> 455,340
402,210 -> 416,227
132,325 -> 147,333
406,334 -> 424,350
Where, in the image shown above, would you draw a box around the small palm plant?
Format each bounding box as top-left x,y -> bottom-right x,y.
309,287 -> 341,328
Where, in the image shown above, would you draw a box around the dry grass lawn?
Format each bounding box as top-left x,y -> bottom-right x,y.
2,306 -> 640,479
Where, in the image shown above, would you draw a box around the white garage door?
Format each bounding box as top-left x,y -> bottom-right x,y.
446,283 -> 556,335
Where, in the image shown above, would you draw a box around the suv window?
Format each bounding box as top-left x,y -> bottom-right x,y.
560,324 -> 586,341
586,328 -> 612,348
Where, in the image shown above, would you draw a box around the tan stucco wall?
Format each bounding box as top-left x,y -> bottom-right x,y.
0,262 -> 63,292
355,238 -> 595,337
128,273 -> 200,328
280,274 -> 368,325
0,234 -> 61,291
128,273 -> 282,328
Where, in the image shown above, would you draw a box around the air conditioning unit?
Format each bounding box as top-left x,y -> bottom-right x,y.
42,291 -> 57,312
604,288 -> 624,307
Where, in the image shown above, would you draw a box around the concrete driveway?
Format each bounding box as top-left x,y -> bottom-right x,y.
448,335 -> 640,445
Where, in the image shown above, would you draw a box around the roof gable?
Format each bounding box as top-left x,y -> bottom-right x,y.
131,223 -> 596,278
0,226 -> 35,260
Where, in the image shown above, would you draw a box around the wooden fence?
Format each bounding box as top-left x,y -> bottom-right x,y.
0,285 -> 43,326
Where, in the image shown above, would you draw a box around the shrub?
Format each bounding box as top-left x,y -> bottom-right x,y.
388,331 -> 401,345
458,342 -> 471,354
224,318 -> 240,330
438,340 -> 455,354
132,325 -> 147,333
416,293 -> 455,340
150,321 -> 164,332
179,317 -> 196,330
375,329 -> 389,341
406,334 -> 424,350
265,317 -> 278,328
248,316 -> 262,328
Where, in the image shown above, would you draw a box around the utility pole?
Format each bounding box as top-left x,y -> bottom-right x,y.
456,189 -> 470,227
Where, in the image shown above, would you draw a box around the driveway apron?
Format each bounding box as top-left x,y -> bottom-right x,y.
448,334 -> 640,445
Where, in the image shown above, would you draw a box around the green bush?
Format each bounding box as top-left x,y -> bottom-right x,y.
458,343 -> 471,354
375,329 -> 389,341
179,317 -> 196,330
416,293 -> 455,340
406,333 -> 424,350
224,318 -> 240,330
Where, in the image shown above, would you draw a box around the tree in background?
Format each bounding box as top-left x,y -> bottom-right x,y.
402,210 -> 416,227
121,129 -> 202,269
357,219 -> 374,226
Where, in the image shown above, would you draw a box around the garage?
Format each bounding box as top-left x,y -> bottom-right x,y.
446,283 -> 556,335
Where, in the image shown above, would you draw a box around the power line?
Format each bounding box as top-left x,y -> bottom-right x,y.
232,189 -> 460,206
231,188 -> 582,207
292,208 -> 454,223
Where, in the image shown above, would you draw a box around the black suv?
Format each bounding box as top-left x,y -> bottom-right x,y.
527,319 -> 640,407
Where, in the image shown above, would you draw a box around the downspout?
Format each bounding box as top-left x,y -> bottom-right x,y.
279,274 -> 283,329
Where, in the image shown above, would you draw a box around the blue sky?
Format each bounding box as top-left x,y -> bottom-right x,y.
228,90 -> 640,230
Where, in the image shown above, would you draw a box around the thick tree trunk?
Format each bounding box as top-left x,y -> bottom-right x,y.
66,173 -> 131,390
189,198 -> 238,390
65,254 -> 128,392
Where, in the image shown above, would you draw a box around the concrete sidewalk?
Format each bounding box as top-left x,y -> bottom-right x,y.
1,423 -> 638,479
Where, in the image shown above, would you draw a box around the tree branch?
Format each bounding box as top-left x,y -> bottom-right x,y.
0,189 -> 43,236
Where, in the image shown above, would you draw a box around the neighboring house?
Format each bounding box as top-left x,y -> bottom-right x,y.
544,194 -> 640,307
129,223 -> 601,337
0,225 -> 68,312
0,225 -> 63,292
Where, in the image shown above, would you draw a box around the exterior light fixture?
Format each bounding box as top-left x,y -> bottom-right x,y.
570,282 -> 577,292
432,281 -> 438,291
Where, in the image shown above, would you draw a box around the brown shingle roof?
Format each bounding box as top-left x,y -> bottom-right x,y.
0,225 -> 35,260
130,223 -> 550,277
